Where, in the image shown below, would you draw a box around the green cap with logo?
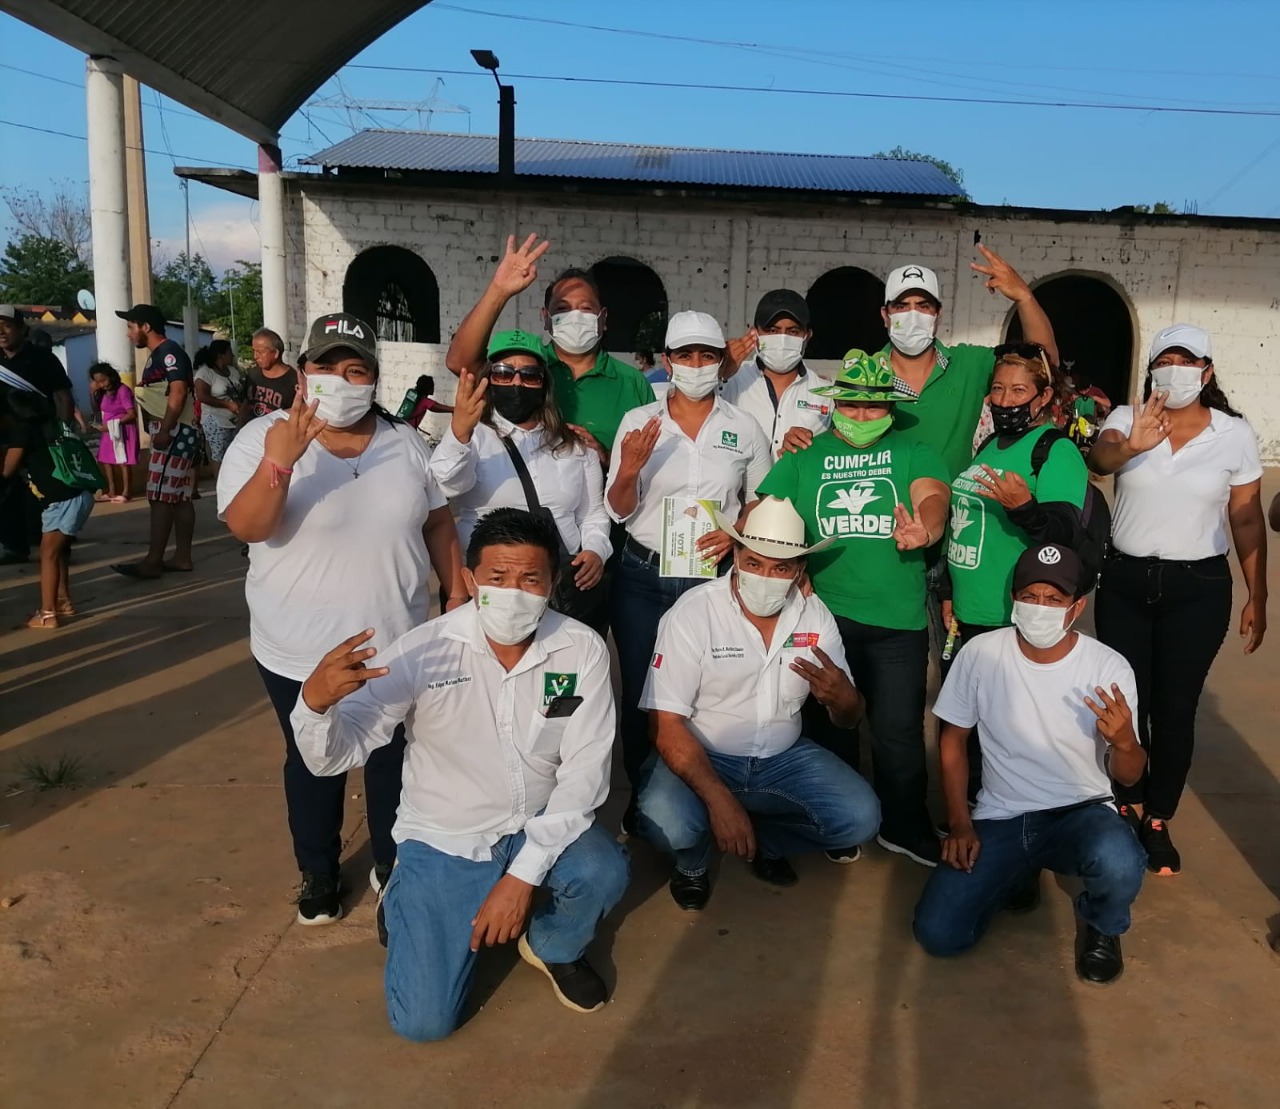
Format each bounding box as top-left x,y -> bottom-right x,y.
812,349 -> 920,403
488,329 -> 548,362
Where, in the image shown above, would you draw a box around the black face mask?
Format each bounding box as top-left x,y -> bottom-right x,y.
489,384 -> 545,424
990,398 -> 1036,436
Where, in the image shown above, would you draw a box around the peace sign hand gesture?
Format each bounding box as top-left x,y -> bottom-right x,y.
450,370 -> 489,444
489,233 -> 551,299
1084,684 -> 1136,746
1126,392 -> 1171,455
264,388 -> 327,469
972,464 -> 1032,509
301,629 -> 390,715
893,502 -> 934,551
970,244 -> 1034,303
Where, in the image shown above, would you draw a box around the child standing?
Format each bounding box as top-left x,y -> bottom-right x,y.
90,362 -> 139,501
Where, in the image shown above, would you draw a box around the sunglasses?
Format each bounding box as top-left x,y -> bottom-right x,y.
489,363 -> 546,386
994,341 -> 1053,379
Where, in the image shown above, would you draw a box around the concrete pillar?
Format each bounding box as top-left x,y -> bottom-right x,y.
123,74 -> 152,385
86,56 -> 133,377
258,142 -> 290,357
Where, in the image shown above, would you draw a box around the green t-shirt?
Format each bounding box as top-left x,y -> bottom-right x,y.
948,425 -> 1088,627
884,340 -> 996,481
543,342 -> 655,452
758,429 -> 949,630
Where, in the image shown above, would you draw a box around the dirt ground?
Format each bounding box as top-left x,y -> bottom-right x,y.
2,476 -> 1278,1109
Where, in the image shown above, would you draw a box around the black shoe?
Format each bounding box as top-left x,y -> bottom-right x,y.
877,829 -> 941,868
669,869 -> 712,912
824,845 -> 863,864
1117,803 -> 1141,838
750,854 -> 798,887
1140,815 -> 1181,876
518,934 -> 607,1013
296,871 -> 343,926
1003,869 -> 1041,914
1076,925 -> 1124,985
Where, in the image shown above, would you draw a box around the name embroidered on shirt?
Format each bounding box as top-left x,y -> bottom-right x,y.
710,645 -> 746,660
543,672 -> 578,705
426,675 -> 473,691
784,632 -> 820,649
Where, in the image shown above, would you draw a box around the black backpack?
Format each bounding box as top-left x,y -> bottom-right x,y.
1029,428 -> 1111,592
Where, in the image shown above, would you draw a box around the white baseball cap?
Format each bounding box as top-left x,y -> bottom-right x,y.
714,495 -> 834,560
884,265 -> 942,306
1149,323 -> 1212,364
665,310 -> 725,351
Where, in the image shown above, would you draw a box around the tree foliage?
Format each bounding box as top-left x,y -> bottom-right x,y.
211,261 -> 264,358
1130,201 -> 1176,214
2,182 -> 92,266
874,146 -> 966,191
0,234 -> 93,307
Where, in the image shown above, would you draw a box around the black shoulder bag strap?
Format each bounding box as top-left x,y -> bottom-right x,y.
499,435 -> 569,555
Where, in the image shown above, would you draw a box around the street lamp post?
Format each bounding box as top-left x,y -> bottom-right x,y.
470,49 -> 515,182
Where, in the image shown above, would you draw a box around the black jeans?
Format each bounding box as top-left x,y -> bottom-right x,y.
807,615 -> 931,839
1094,553 -> 1232,820
257,661 -> 407,877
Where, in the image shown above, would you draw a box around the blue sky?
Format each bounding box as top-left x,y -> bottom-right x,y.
3,0 -> 1279,274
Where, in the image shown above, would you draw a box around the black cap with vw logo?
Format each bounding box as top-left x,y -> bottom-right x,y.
300,312 -> 379,369
1012,542 -> 1083,597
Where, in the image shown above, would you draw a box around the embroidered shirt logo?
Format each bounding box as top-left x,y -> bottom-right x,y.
721,431 -> 739,448
784,632 -> 820,649
543,672 -> 578,705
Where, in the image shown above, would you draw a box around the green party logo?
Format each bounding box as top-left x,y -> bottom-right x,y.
543,672 -> 578,705
816,477 -> 898,539
721,431 -> 738,448
947,492 -> 986,569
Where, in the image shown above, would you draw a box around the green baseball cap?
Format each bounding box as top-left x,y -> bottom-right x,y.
812,348 -> 920,403
487,329 -> 547,362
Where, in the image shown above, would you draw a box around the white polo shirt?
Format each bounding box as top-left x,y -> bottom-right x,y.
428,415 -> 612,562
1102,406 -> 1263,560
639,574 -> 851,758
605,395 -> 772,552
718,358 -> 835,456
291,605 -> 614,886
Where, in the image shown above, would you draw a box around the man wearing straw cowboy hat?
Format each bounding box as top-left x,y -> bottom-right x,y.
634,495 -> 881,912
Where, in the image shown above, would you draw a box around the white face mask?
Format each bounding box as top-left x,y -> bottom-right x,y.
475,584 -> 550,645
670,361 -> 722,400
550,310 -> 600,355
1012,600 -> 1076,650
305,375 -> 375,429
757,333 -> 805,373
887,309 -> 938,357
1150,365 -> 1205,410
734,566 -> 794,618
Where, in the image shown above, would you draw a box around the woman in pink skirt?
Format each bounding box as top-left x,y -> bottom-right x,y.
90,362 -> 139,502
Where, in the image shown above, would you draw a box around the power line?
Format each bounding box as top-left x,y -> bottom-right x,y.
1202,132 -> 1280,208
345,65 -> 1280,119
0,117 -> 249,169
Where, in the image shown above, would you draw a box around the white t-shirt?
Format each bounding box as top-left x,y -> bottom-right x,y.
194,365 -> 245,429
428,415 -> 612,562
604,395 -> 772,552
1102,405 -> 1262,560
640,574 -> 850,758
216,412 -> 447,680
934,626 -> 1138,821
718,358 -> 835,457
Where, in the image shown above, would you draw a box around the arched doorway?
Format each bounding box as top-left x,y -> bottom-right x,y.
343,245 -> 441,343
1006,273 -> 1134,404
805,267 -> 887,359
589,256 -> 668,354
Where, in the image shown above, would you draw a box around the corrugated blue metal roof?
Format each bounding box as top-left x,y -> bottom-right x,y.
301,131 -> 961,196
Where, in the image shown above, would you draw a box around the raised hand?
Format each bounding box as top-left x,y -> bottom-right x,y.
617,416 -> 661,476
972,464 -> 1032,509
264,388 -> 327,469
1084,684 -> 1136,746
722,330 -> 759,379
489,233 -> 551,299
970,244 -> 1033,302
893,502 -> 934,551
300,628 -> 390,714
1126,392 -> 1170,455
450,370 -> 489,444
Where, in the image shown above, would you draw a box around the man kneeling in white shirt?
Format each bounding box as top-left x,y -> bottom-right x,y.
914,542 -> 1147,986
636,496 -> 881,911
292,508 -> 628,1040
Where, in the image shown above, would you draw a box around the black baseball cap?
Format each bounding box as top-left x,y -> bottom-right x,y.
300,312 -> 379,368
1012,543 -> 1083,597
116,303 -> 167,331
753,289 -> 811,330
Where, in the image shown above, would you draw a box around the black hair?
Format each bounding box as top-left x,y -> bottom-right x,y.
209,339 -> 234,360
466,507 -> 560,575
193,345 -> 214,370
543,267 -> 602,310
416,374 -> 435,394
1141,358 -> 1242,418
88,362 -> 122,389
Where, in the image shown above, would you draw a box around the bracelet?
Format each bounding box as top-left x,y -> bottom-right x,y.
266,459 -> 294,488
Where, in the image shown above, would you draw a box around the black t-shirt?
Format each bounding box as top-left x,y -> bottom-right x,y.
0,385 -> 76,504
141,337 -> 194,388
246,364 -> 299,418
0,342 -> 73,398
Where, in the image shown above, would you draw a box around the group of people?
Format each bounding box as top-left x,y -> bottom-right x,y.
2,230 -> 1273,1043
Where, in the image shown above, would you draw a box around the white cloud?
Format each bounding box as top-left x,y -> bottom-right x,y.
152,197 -> 262,276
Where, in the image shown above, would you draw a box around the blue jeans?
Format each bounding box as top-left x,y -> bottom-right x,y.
913,803 -> 1146,956
636,739 -> 882,875
609,545 -> 713,786
383,824 -> 630,1043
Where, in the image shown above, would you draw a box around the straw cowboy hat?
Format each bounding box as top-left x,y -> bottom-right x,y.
714,495 -> 835,560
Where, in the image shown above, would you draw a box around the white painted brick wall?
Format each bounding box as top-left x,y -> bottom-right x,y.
285,184 -> 1280,460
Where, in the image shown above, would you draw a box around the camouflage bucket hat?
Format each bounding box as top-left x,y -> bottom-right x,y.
811,349 -> 920,403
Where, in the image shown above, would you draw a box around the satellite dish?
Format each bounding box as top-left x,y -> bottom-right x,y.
76,289 -> 96,312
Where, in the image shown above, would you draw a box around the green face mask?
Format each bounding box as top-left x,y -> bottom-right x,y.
833,409 -> 892,447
